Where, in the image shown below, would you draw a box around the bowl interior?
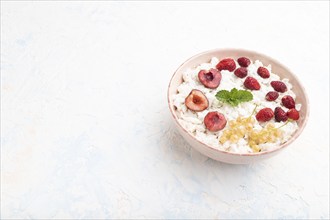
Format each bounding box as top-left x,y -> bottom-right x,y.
168,49 -> 309,154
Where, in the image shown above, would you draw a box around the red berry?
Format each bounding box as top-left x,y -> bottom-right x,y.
234,67 -> 248,78
237,57 -> 251,67
265,91 -> 279,101
270,81 -> 287,93
204,111 -> 227,132
244,76 -> 261,90
185,89 -> 209,112
257,66 -> 270,78
282,95 -> 295,109
216,58 -> 236,72
274,107 -> 288,122
256,108 -> 274,122
287,108 -> 300,120
198,69 -> 222,89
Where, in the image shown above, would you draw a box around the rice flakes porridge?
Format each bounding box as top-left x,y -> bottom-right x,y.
172,57 -> 301,154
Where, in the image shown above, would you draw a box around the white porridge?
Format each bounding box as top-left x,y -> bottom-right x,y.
172,57 -> 301,153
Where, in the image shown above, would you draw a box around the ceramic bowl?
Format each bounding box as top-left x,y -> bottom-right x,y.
167,48 -> 309,164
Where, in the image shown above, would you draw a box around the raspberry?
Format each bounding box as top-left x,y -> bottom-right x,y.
287,108 -> 300,120
216,58 -> 236,72
281,95 -> 295,109
257,66 -> 270,78
234,67 -> 248,78
274,107 -> 288,122
256,108 -> 274,122
270,81 -> 287,93
237,57 -> 251,67
265,91 -> 279,101
244,76 -> 261,90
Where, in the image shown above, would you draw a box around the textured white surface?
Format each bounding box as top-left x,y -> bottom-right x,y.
1,1 -> 329,219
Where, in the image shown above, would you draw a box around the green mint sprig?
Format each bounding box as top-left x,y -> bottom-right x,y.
215,88 -> 253,106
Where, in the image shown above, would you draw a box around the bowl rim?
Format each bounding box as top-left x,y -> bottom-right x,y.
167,48 -> 310,157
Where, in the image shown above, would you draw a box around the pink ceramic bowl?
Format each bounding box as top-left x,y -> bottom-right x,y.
167,49 -> 309,164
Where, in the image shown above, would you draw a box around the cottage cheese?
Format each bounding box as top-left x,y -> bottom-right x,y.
172,57 -> 301,153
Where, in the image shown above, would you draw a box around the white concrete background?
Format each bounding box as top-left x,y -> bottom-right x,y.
1,1 -> 329,219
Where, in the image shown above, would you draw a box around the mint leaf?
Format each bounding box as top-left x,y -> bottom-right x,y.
215,88 -> 253,106
215,90 -> 231,100
231,88 -> 253,102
